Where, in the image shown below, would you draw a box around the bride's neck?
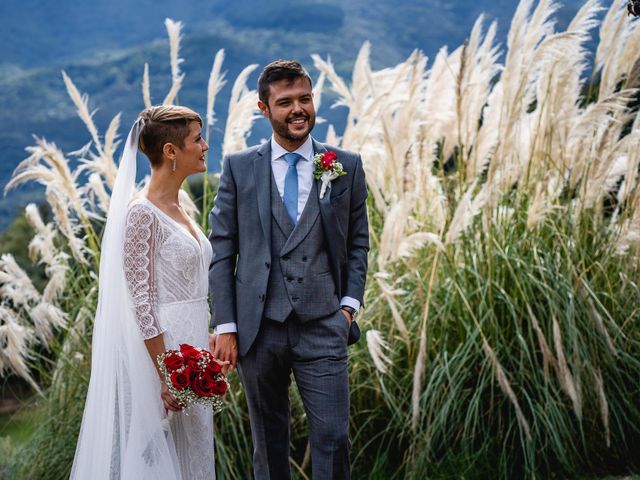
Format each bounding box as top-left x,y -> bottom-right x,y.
145,170 -> 183,206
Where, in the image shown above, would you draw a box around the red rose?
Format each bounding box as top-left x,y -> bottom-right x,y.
208,377 -> 227,395
170,369 -> 191,391
187,357 -> 203,372
180,343 -> 200,358
205,360 -> 222,375
183,365 -> 198,382
192,373 -> 216,397
180,344 -> 202,370
163,353 -> 184,372
321,151 -> 337,169
213,379 -> 228,396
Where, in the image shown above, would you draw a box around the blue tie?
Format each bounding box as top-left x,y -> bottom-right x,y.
283,152 -> 301,225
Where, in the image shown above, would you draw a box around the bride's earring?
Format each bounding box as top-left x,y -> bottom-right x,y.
172,158 -> 177,172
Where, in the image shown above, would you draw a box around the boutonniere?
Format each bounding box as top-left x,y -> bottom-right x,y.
313,151 -> 347,199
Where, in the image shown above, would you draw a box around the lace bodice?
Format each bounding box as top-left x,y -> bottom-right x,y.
123,199 -> 213,340
121,199 -> 215,479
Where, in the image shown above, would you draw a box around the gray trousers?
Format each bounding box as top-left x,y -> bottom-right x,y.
238,309 -> 351,480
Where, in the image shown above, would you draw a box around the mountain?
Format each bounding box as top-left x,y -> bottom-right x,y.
0,0 -> 583,231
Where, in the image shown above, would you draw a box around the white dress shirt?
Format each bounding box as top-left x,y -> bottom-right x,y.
214,137 -> 360,335
270,136 -> 315,222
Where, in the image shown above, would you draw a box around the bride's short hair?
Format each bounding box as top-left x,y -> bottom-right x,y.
138,105 -> 202,167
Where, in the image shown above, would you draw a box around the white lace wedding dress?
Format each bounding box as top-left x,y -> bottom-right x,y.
123,198 -> 215,479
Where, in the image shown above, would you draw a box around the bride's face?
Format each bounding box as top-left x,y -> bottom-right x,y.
175,121 -> 209,175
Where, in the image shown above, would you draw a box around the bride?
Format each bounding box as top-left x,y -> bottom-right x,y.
71,105 -> 215,479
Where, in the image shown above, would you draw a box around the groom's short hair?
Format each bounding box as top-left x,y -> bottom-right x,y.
138,105 -> 202,167
258,60 -> 313,106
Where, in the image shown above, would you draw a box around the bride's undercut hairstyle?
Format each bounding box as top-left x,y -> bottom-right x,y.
258,60 -> 313,106
138,105 -> 202,167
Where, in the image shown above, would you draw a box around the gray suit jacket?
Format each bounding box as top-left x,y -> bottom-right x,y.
208,137 -> 369,356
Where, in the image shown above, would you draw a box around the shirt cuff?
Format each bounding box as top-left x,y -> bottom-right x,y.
214,322 -> 238,335
340,296 -> 360,312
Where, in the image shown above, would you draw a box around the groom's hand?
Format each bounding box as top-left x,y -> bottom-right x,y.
212,332 -> 238,374
340,308 -> 353,326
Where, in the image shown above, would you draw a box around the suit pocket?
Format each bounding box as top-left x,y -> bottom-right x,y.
331,187 -> 348,200
330,189 -> 350,239
336,309 -> 351,344
316,271 -> 332,278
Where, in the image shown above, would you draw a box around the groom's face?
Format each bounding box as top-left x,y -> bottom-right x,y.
259,76 -> 316,145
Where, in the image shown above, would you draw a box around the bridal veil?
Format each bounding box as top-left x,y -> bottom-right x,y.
71,118 -> 182,479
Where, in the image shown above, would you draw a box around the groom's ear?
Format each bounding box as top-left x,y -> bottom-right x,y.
258,101 -> 270,118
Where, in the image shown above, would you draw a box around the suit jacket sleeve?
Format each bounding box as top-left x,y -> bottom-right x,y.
343,154 -> 369,306
208,155 -> 238,328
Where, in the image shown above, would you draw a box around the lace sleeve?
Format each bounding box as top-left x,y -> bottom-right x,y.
123,203 -> 165,339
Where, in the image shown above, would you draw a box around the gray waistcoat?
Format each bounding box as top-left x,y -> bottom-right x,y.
263,173 -> 340,322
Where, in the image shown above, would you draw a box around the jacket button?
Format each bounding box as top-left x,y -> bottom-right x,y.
282,256 -> 290,261
291,296 -> 299,302
287,277 -> 293,282
302,256 -> 307,262
297,278 -> 303,283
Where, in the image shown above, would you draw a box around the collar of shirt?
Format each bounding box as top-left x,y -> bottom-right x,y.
270,136 -> 314,163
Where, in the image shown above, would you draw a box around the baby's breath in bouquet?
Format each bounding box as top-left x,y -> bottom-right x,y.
157,343 -> 228,413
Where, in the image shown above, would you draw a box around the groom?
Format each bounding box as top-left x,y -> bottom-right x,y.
209,59 -> 369,479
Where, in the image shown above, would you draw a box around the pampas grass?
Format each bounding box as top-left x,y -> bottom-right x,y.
24,204 -> 59,266
142,63 -> 152,109
61,71 -> 106,160
162,18 -> 185,106
0,254 -> 41,307
481,337 -> 532,442
7,137 -> 86,220
206,49 -> 227,131
365,329 -> 392,375
222,64 -> 260,156
0,253 -> 68,391
84,173 -> 111,215
317,0 -> 640,477
165,18 -> 184,84
0,307 -> 39,393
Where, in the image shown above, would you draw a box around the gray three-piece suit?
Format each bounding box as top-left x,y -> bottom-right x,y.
208,137 -> 369,479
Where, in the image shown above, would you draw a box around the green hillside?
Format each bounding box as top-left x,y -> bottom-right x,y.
0,0 -> 581,231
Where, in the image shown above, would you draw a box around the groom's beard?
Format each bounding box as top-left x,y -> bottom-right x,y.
269,112 -> 315,142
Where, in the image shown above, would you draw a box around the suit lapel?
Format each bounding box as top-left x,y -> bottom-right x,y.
313,139 -> 342,239
253,141 -> 272,253
312,139 -> 346,291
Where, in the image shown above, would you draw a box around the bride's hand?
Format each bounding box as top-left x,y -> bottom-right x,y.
161,381 -> 182,412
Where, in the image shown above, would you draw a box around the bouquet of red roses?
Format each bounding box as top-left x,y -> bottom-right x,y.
157,343 -> 228,413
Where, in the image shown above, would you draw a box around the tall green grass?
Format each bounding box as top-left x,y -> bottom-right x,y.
355,207 -> 640,478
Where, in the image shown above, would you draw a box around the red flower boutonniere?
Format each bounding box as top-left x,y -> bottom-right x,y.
313,151 -> 347,199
